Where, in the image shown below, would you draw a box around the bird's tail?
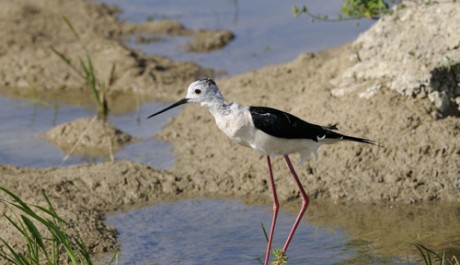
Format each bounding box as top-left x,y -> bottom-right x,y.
323,126 -> 381,147
340,134 -> 381,147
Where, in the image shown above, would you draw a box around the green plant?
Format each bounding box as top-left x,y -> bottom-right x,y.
0,187 -> 118,265
414,243 -> 459,265
341,0 -> 391,19
272,248 -> 287,265
260,223 -> 288,265
50,16 -> 108,120
293,0 -> 392,22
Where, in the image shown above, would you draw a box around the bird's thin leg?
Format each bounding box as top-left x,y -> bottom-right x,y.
264,155 -> 279,265
279,155 -> 310,261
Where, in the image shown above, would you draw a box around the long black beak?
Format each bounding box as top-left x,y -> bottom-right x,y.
147,98 -> 189,119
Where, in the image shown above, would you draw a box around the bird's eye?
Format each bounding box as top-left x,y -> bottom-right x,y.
195,89 -> 201,94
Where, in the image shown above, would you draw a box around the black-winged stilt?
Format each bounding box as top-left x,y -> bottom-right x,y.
148,78 -> 378,265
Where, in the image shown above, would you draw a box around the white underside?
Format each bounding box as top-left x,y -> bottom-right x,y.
209,102 -> 337,165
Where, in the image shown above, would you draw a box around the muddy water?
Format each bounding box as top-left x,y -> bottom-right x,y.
102,0 -> 374,75
0,95 -> 177,168
105,199 -> 414,265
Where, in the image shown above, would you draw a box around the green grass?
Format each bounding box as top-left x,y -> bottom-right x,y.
260,222 -> 288,265
293,0 -> 391,23
415,243 -> 459,265
0,187 -> 118,265
50,16 -> 108,120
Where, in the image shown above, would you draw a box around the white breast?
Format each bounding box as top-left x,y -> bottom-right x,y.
213,104 -> 253,147
211,103 -> 322,164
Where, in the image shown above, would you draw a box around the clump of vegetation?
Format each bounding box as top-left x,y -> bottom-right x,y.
260,223 -> 288,265
50,17 -> 109,120
0,187 -> 118,265
293,0 -> 392,22
414,243 -> 459,265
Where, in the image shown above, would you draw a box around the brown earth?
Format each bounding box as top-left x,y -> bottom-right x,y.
43,117 -> 136,158
0,0 -> 219,98
0,0 -> 459,263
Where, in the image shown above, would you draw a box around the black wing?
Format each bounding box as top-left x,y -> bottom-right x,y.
249,106 -> 376,145
249,106 -> 334,141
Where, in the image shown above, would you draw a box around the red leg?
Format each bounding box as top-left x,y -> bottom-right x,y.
279,155 -> 310,261
264,155 -> 279,265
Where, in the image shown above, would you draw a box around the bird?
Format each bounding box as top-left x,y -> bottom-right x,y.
148,78 -> 378,265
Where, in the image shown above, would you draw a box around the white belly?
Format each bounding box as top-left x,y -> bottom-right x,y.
211,103 -> 322,164
248,128 -> 320,155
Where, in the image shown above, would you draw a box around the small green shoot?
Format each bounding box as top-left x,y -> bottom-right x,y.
260,223 -> 288,265
261,222 -> 269,242
50,16 -> 108,120
272,248 -> 288,265
293,0 -> 391,23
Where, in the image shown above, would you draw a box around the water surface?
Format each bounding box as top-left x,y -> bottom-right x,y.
105,199 -> 413,265
101,0 -> 374,75
0,96 -> 177,168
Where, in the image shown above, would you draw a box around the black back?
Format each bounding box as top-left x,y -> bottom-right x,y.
249,106 -> 342,142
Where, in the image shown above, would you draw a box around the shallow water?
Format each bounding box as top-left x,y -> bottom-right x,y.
101,0 -> 374,76
0,96 -> 177,168
104,199 -> 413,265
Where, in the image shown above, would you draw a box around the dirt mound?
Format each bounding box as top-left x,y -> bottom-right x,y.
0,0 -> 214,98
125,19 -> 235,52
44,117 -> 136,157
185,30 -> 235,52
331,0 -> 460,117
0,161 -> 179,254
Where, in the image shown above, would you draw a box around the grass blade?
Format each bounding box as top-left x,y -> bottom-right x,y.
415,243 -> 430,265
63,16 -> 81,41
0,237 -> 29,265
261,222 -> 269,243
50,46 -> 85,79
21,215 -> 44,251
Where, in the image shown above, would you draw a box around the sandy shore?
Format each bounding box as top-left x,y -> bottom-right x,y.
0,0 -> 459,261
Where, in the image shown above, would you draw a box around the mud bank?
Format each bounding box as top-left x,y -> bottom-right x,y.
162,45 -> 459,204
0,0 -> 221,99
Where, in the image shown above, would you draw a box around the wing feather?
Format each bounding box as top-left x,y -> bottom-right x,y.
249,106 -> 330,141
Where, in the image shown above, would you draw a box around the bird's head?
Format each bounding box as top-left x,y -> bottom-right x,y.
185,78 -> 223,105
147,78 -> 223,119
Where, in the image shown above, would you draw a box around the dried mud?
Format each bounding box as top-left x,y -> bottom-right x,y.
43,117 -> 136,158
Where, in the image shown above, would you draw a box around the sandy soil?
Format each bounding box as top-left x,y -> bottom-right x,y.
44,117 -> 136,158
162,46 -> 459,204
0,0 -> 220,98
0,0 -> 459,262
